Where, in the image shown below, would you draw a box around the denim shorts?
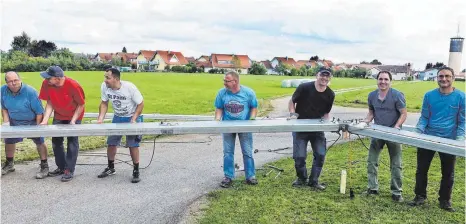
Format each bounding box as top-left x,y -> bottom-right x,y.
4,119 -> 44,145
106,115 -> 143,147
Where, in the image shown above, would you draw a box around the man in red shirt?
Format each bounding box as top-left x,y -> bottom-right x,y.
39,66 -> 85,182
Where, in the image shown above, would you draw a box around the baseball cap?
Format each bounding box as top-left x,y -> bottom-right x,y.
318,67 -> 332,76
40,66 -> 64,79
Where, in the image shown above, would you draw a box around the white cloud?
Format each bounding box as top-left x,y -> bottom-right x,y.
1,0 -> 465,71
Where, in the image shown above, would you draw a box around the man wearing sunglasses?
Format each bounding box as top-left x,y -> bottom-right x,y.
39,66 -> 85,182
1,71 -> 49,179
357,71 -> 407,202
288,67 -> 335,190
215,71 -> 258,188
409,67 -> 465,212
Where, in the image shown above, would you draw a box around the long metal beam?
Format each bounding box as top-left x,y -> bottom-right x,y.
82,113 -> 213,121
1,119 -> 340,138
347,124 -> 465,157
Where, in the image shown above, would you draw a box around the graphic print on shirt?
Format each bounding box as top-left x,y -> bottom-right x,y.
225,100 -> 245,118
107,94 -> 129,116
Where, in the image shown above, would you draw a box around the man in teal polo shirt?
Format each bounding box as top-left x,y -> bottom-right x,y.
1,71 -> 49,179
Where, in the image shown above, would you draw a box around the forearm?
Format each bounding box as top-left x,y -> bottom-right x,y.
394,109 -> 407,128
35,114 -> 43,124
98,102 -> 108,121
215,109 -> 223,120
42,101 -> 54,123
250,108 -> 257,119
71,104 -> 85,123
2,109 -> 10,123
288,100 -> 295,113
131,102 -> 144,122
364,110 -> 374,124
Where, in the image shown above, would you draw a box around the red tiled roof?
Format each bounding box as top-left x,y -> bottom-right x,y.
196,55 -> 210,62
295,60 -> 310,69
272,57 -> 296,67
323,60 -> 334,67
153,50 -> 189,65
96,53 -> 114,61
185,57 -> 196,63
260,60 -> 273,69
211,54 -> 251,69
138,50 -> 156,61
195,61 -> 213,68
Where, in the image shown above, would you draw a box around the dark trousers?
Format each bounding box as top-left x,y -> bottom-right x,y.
414,148 -> 456,201
293,132 -> 327,184
52,119 -> 81,173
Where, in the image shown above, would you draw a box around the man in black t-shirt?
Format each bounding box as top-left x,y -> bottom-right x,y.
288,67 -> 335,190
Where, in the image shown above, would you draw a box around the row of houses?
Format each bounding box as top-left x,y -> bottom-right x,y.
90,50 -> 464,80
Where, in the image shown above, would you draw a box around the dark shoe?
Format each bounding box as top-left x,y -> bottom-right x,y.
131,170 -> 140,183
392,194 -> 404,202
1,161 -> 15,176
61,169 -> 74,182
220,177 -> 232,188
439,200 -> 455,212
245,178 -> 258,185
291,178 -> 308,187
48,168 -> 64,177
98,167 -> 116,178
36,163 -> 49,179
309,183 -> 326,191
408,195 -> 426,206
364,189 -> 379,196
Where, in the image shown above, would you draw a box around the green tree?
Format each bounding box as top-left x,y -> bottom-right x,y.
249,62 -> 267,75
122,47 -> 127,53
11,31 -> 31,52
28,40 -> 57,57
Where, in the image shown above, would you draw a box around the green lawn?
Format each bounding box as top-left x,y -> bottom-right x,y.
199,139 -> 465,223
335,81 -> 466,112
10,72 -> 377,114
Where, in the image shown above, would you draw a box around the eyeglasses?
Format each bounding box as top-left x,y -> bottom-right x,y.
6,79 -> 20,84
223,79 -> 235,83
438,75 -> 452,79
378,78 -> 390,81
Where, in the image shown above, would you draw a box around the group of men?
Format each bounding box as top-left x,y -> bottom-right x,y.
1,66 -> 144,183
214,67 -> 464,212
1,66 -> 464,211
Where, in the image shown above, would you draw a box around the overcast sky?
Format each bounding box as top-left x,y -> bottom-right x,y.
1,0 -> 465,70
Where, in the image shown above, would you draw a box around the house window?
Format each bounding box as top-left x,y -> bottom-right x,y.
218,60 -> 232,64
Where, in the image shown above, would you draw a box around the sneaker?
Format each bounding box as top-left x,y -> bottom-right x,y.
309,182 -> 326,191
36,163 -> 49,179
131,170 -> 140,183
439,200 -> 455,212
245,178 -> 258,185
291,178 -> 308,187
48,168 -> 64,177
408,195 -> 426,206
391,194 -> 404,203
364,189 -> 380,196
1,161 -> 15,176
61,169 -> 74,182
97,167 -> 116,178
220,177 -> 232,188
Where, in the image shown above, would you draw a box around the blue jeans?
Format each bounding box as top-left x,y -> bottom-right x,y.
52,119 -> 81,173
222,133 -> 255,180
293,132 -> 327,184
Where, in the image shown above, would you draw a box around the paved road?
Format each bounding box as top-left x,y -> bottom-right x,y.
1,96 -> 421,224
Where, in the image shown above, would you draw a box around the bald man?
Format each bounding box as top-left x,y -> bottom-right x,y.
1,71 -> 49,179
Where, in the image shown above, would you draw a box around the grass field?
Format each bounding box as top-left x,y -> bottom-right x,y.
6,71 -> 378,114
335,80 -> 466,112
198,139 -> 465,223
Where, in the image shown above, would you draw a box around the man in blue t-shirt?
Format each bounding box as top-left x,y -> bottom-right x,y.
214,71 -> 258,188
408,67 -> 465,212
1,71 -> 49,179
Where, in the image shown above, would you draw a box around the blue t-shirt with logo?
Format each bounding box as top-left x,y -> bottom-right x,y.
214,85 -> 258,120
1,84 -> 44,123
